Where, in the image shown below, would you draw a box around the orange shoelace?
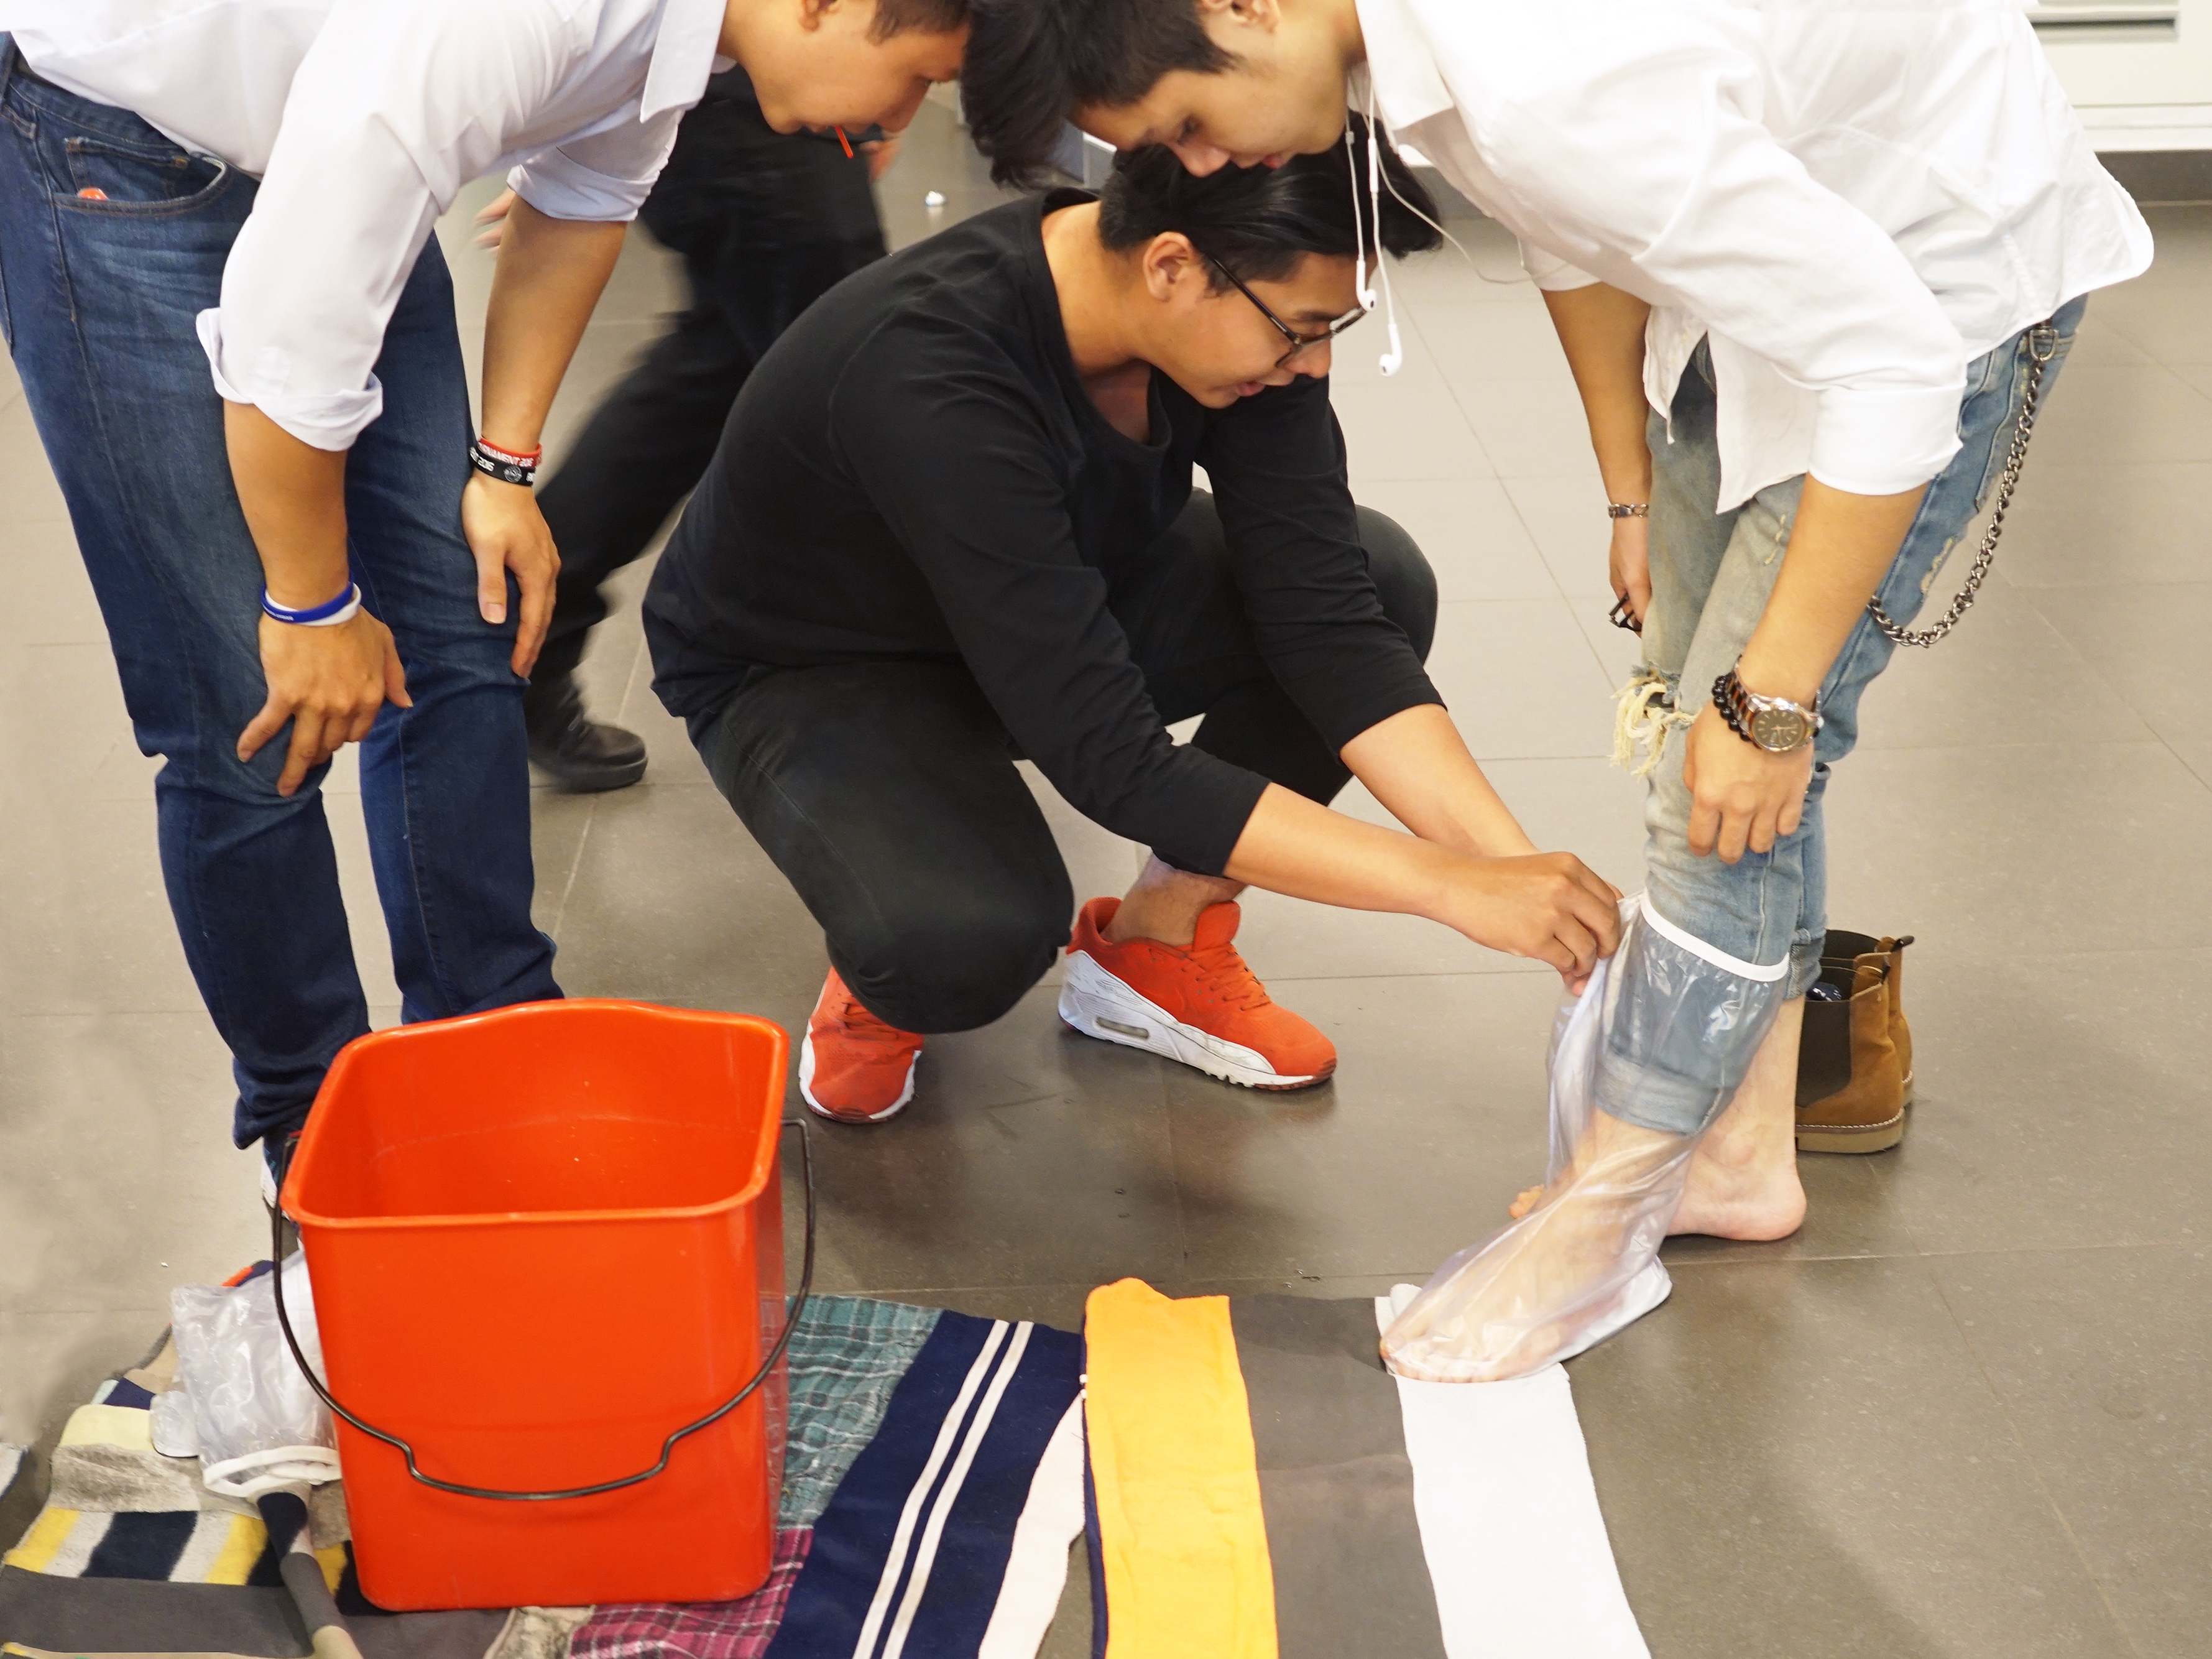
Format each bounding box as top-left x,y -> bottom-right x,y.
1182,936 -> 1273,1012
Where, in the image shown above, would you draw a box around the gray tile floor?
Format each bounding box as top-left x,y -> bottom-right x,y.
2,106 -> 2208,1656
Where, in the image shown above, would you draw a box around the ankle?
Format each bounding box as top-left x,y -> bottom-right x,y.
1106,860 -> 1238,948
1697,1107 -> 1795,1175
1105,895 -> 1193,948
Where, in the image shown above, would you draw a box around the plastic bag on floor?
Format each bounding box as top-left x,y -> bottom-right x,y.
163,1254 -> 339,1498
1381,895 -> 1786,1382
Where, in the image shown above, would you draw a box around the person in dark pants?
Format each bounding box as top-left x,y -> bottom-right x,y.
520,71 -> 893,790
0,2 -> 970,1185
645,124 -> 1623,1124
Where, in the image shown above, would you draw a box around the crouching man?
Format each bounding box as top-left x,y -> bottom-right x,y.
645,124 -> 1621,1122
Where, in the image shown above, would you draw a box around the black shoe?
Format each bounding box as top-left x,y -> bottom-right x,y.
524,674 -> 648,792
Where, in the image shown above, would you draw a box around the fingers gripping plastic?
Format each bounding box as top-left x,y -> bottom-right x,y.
1381,897 -> 1786,1382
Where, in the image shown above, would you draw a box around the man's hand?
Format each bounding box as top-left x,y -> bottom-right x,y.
1433,851 -> 1624,992
461,471 -> 560,675
1682,703 -> 1814,862
237,611 -> 412,797
473,188 -> 517,250
1608,512 -> 1652,631
860,133 -> 903,183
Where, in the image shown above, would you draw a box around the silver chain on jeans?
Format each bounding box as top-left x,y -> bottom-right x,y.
1867,321 -> 2061,648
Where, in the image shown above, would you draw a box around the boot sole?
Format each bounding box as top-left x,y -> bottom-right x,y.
1058,953 -> 1332,1092
1795,1102 -> 1907,1154
530,754 -> 649,794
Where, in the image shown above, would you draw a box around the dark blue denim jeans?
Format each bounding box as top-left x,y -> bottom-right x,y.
0,40 -> 560,1148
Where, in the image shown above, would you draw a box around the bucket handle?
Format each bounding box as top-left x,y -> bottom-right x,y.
269,1116 -> 818,1503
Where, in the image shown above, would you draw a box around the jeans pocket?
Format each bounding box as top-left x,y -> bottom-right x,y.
60,134 -> 230,215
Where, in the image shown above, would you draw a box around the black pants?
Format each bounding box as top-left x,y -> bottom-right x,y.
534,91 -> 887,685
693,497 -> 1438,1033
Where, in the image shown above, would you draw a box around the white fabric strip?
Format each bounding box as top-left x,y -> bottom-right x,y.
976,1397 -> 1087,1659
1638,892 -> 1791,982
849,1319 -> 1013,1659
44,1510 -> 115,1578
172,1510 -> 244,1583
882,1322 -> 1036,1659
1377,1289 -> 1649,1659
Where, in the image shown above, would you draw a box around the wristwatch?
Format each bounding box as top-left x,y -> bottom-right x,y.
1713,663 -> 1823,754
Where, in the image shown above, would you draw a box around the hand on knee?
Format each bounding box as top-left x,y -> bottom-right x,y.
1683,705 -> 1812,862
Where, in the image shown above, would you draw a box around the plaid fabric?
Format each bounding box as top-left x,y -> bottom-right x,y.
4,1293 -> 954,1659
571,1529 -> 811,1659
567,1296 -> 939,1659
778,1295 -> 939,1527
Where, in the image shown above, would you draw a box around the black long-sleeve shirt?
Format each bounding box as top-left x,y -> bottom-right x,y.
645,191 -> 1440,874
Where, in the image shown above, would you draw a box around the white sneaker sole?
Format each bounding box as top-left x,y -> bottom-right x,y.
799,1032 -> 918,1124
1058,951 -> 1329,1091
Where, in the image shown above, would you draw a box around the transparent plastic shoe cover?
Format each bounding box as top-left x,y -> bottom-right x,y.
165,1254 -> 340,1498
1381,895 -> 1788,1382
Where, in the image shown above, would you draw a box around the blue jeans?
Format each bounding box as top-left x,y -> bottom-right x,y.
1601,298 -> 2086,1134
0,42 -> 560,1148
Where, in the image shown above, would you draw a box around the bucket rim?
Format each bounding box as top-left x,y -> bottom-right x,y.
283,999 -> 793,1233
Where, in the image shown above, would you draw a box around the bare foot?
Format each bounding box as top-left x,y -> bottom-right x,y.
1506,1129 -> 1805,1241
1391,1120 -> 1687,1380
1668,1139 -> 1805,1240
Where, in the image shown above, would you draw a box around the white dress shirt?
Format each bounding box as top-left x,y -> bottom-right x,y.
1357,0 -> 2153,511
12,0 -> 731,450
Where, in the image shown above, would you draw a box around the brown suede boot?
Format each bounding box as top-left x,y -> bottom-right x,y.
1822,930 -> 1915,1106
1795,956 -> 1907,1153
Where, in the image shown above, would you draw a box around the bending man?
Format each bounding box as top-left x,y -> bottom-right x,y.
957,0 -> 2152,1374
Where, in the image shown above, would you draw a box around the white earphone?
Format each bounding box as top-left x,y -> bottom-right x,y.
1348,101 -> 1405,376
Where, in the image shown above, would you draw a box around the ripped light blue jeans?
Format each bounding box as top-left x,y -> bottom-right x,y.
1599,299 -> 2085,1134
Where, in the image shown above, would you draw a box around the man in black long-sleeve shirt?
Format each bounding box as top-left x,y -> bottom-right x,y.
647,126 -> 1621,1122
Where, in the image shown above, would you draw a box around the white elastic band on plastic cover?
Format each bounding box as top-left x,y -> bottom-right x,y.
1634,892 -> 1791,982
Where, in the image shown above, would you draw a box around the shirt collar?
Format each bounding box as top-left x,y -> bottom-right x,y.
642,0 -> 735,122
1352,0 -> 1456,131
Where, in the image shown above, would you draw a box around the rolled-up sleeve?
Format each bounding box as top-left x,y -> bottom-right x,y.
1435,2 -> 1969,496
198,0 -> 571,450
1517,239 -> 1598,293
508,106 -> 681,222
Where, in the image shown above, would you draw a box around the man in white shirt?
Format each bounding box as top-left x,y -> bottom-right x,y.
959,0 -> 2152,1377
0,0 -> 968,1179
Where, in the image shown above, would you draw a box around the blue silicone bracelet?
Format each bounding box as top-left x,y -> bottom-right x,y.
262,581 -> 359,625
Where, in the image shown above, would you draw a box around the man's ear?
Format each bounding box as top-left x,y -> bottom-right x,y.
1141,233 -> 1207,303
798,0 -> 834,32
1197,0 -> 1283,34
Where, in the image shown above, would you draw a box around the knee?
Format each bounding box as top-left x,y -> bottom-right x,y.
1354,506 -> 1440,660
839,880 -> 1072,1034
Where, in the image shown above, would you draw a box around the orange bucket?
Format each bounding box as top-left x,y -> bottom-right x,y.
280,999 -> 798,1611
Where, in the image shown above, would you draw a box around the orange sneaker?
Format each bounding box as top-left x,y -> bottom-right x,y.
1059,897 -> 1336,1090
800,968 -> 923,1124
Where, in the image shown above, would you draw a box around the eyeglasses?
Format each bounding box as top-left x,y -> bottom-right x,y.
1205,254 -> 1370,368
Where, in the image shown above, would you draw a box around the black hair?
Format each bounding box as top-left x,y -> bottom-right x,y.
870,0 -> 971,40
1096,114 -> 1442,285
962,0 -> 1232,187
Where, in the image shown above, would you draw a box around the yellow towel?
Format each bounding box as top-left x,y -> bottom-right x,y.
1082,1279 -> 1278,1659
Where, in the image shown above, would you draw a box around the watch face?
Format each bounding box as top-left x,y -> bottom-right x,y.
1751,706 -> 1810,752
